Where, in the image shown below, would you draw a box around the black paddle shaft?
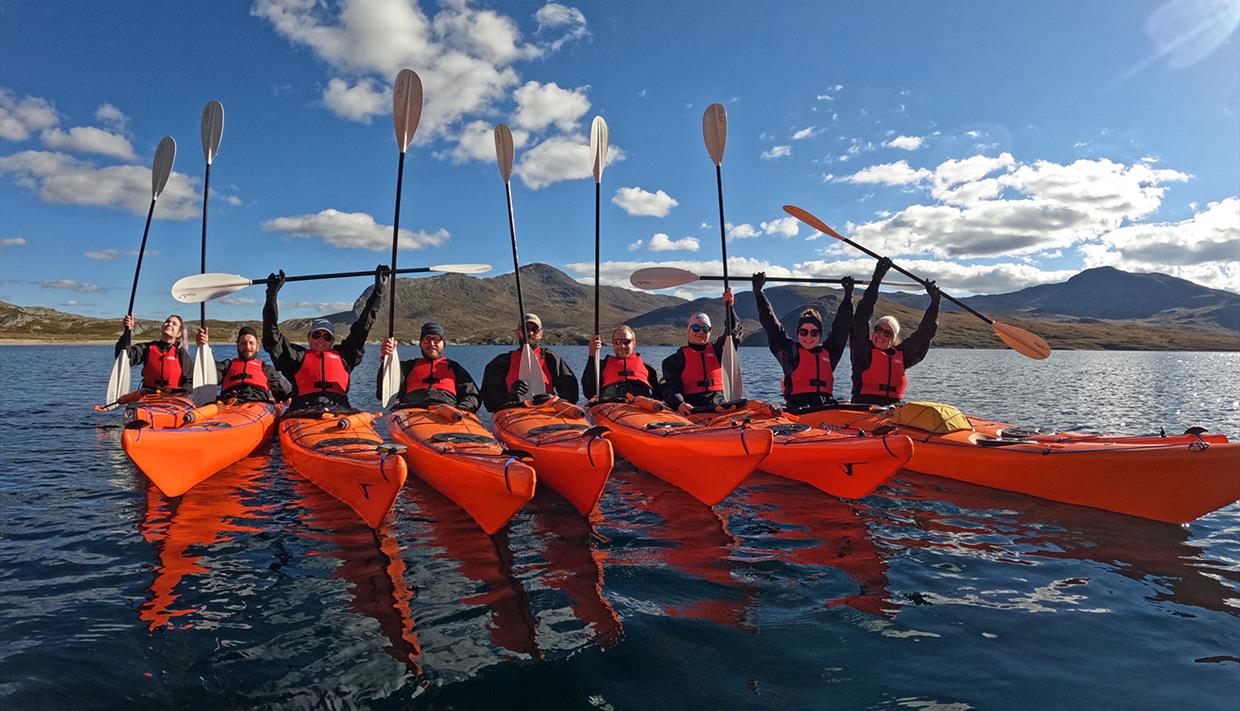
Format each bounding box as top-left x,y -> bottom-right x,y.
248,266 -> 436,286
503,182 -> 529,347
593,181 -> 601,337
387,151 -> 406,339
125,198 -> 157,320
713,164 -> 734,334
199,162 -> 211,327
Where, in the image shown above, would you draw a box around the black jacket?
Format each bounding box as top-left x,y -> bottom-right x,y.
377,356 -> 481,413
581,354 -> 662,402
114,335 -> 192,392
660,303 -> 742,411
754,284 -> 852,412
480,346 -> 579,413
213,357 -> 292,403
850,262 -> 939,405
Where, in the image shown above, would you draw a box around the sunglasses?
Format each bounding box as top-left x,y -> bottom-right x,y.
524,323 -> 541,333
689,324 -> 711,333
310,330 -> 334,342
798,328 -> 821,337
421,336 -> 443,344
873,326 -> 894,337
613,338 -> 633,345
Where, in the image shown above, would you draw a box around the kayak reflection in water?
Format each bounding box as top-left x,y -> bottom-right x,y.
480,312 -> 579,412
115,313 -> 192,393
751,271 -> 854,414
581,324 -> 662,403
261,265 -> 388,414
194,325 -> 291,403
660,289 -> 742,416
376,322 -> 481,412
850,257 -> 941,406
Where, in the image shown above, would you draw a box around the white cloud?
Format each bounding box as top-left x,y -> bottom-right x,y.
760,216 -> 800,238
0,89 -> 59,141
534,3 -> 590,53
842,160 -> 932,186
563,257 -> 797,293
627,238 -> 644,251
761,145 -> 791,160
0,150 -> 202,219
95,104 -> 127,129
41,279 -> 102,293
84,248 -> 147,260
791,126 -> 821,140
282,300 -> 356,314
322,77 -> 389,123
516,134 -> 624,189
795,257 -> 1077,295
41,126 -> 136,161
885,135 -> 924,151
262,208 -> 449,251
219,296 -> 258,305
0,237 -> 26,247
612,186 -> 678,217
512,80 -> 589,132
727,223 -> 760,239
647,233 -> 700,252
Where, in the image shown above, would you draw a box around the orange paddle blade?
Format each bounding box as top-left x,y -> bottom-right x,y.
993,322 -> 1051,360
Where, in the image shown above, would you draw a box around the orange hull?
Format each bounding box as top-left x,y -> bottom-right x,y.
123,401 -> 279,496
388,405 -> 536,535
589,398 -> 773,506
799,407 -> 1240,523
279,413 -> 408,529
492,397 -> 614,515
125,393 -> 196,429
688,401 -> 912,499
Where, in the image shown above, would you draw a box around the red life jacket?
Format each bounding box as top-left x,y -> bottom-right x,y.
221,358 -> 269,393
858,347 -> 906,399
504,347 -> 554,392
141,342 -> 183,389
406,357 -> 456,395
784,345 -> 834,395
601,354 -> 651,390
293,349 -> 350,396
679,345 -> 723,396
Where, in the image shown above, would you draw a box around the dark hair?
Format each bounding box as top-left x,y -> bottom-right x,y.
797,308 -> 823,329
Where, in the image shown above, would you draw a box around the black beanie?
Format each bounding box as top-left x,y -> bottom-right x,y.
420,322 -> 446,339
237,325 -> 258,340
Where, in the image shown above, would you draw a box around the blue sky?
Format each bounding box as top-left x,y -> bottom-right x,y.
1,0 -> 1237,320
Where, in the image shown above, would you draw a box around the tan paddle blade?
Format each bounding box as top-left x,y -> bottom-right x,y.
429,263 -> 491,274
380,349 -> 401,408
151,136 -> 176,200
721,336 -> 742,400
200,101 -> 224,165
702,103 -> 727,165
782,204 -> 844,239
494,124 -> 515,182
993,322 -> 1051,360
106,350 -> 131,404
630,267 -> 698,289
590,116 -> 609,182
172,273 -> 252,303
393,69 -> 423,153
192,343 -> 219,405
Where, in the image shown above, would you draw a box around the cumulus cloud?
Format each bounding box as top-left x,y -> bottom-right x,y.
535,3 -> 589,52
517,134 -> 624,189
0,237 -> 26,247
727,223 -> 761,239
885,135 -> 924,151
262,208 -> 449,251
0,150 -> 202,219
612,186 -> 678,217
83,248 -> 147,260
219,296 -> 257,305
41,279 -> 102,293
95,104 -> 128,129
564,257 -> 797,292
791,126 -> 821,140
282,300 -> 356,314
322,77 -> 389,123
842,160 -> 932,186
41,126 -> 136,160
795,257 -> 1077,295
646,233 -> 699,251
761,145 -> 791,160
0,89 -> 59,141
760,216 -> 800,238
512,80 -> 589,132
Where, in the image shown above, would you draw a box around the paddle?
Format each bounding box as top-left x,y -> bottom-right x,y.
702,103 -> 742,399
782,204 -> 1052,359
629,267 -> 922,290
171,264 -> 491,303
192,100 -> 224,405
494,124 -> 545,396
106,136 -> 176,404
381,69 -> 424,408
589,116 -> 609,398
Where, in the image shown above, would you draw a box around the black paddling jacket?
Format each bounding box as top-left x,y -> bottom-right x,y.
581,354 -> 662,402
480,346 -> 579,413
114,335 -> 192,392
850,262 -> 939,406
212,357 -> 291,403
753,284 -> 852,413
660,303 -> 743,411
376,355 -> 481,413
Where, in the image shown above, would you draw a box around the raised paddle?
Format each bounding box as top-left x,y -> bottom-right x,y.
589,116 -> 609,397
170,264 -> 492,303
381,69 -> 425,408
106,136 -> 176,405
629,266 -> 922,290
494,124 -> 544,396
782,204 -> 1052,359
192,100 -> 224,405
702,103 -> 742,399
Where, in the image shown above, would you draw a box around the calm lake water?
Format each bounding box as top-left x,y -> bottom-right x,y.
1,345 -> 1238,709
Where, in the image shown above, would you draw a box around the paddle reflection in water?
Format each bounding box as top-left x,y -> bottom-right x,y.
139,453 -> 269,630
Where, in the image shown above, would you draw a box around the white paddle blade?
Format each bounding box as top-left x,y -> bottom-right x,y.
428,263 -> 492,275
107,350 -> 131,404
151,137 -> 176,199
171,272 -> 254,303
380,349 -> 401,408
191,344 -> 219,405
200,101 -> 224,165
494,124 -> 515,182
589,116 -> 609,182
393,69 -> 423,152
630,267 -> 699,289
993,322 -> 1052,360
721,336 -> 742,400
702,103 -> 727,165
518,343 -> 546,397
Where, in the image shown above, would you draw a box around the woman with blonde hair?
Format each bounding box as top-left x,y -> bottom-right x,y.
850,257 -> 941,405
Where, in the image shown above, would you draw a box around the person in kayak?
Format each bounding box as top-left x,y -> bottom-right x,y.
115,313 -> 192,392
194,325 -> 291,403
376,322 -> 481,412
751,272 -> 855,413
661,288 -> 742,415
850,257 -> 940,406
481,312 -> 579,412
262,265 -> 388,413
581,324 -> 663,402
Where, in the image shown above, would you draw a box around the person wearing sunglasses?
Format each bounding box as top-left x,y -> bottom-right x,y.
850,256 -> 941,406
581,324 -> 662,402
660,288 -> 743,416
750,271 -> 854,413
375,322 -> 480,412
261,264 -> 389,413
193,325 -> 291,403
480,312 -> 580,412
115,313 -> 193,393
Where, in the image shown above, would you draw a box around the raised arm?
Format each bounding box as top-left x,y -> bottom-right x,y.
337,265 -> 388,370
752,272 -> 791,357
852,258 -> 891,355
899,283 -> 941,368
825,278 -> 855,365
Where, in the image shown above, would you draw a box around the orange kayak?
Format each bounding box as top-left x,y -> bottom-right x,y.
389,405 -> 536,535
589,397 -> 773,506
124,392 -> 196,429
279,413 -> 408,529
798,405 -> 1240,524
123,400 -> 279,497
492,396 -> 614,515
687,400 -> 913,499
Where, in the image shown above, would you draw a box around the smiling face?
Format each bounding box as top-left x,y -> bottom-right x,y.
161,315 -> 183,343
307,329 -> 334,352
611,326 -> 636,357
687,322 -> 711,346
235,334 -> 259,359
515,321 -> 542,344
797,323 -> 821,350
871,321 -> 895,349
420,334 -> 444,359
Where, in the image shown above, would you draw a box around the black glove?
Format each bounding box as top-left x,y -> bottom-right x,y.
840,275 -> 855,297
509,379 -> 529,400
875,257 -> 893,274
266,270 -> 285,294
375,264 -> 391,289
751,271 -> 766,292
925,279 -> 940,300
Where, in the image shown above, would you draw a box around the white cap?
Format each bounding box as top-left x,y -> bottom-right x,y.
688,312 -> 712,328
